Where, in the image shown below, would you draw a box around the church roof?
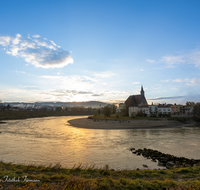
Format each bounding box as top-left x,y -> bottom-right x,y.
125,85 -> 148,107
125,94 -> 142,107
139,105 -> 149,108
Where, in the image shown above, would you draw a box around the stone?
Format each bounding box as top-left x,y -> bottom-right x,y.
166,161 -> 175,169
143,164 -> 148,168
185,164 -> 191,167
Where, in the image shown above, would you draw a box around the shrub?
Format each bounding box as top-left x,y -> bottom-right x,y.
93,111 -> 98,117
115,113 -> 119,118
131,112 -> 136,118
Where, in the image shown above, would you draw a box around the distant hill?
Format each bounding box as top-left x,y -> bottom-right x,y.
3,101 -> 109,108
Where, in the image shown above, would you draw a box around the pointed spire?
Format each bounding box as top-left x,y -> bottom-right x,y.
140,85 -> 144,96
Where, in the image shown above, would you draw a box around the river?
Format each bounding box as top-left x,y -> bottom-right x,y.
0,116 -> 200,170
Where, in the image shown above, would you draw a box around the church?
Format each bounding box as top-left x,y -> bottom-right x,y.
125,86 -> 149,116
125,86 -> 148,107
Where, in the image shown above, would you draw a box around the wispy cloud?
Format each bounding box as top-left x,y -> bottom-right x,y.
93,71 -> 116,78
132,82 -> 140,84
41,75 -> 94,90
147,49 -> 200,68
32,34 -> 40,38
173,79 -> 182,82
161,79 -> 171,82
160,55 -> 185,67
173,78 -> 200,86
0,33 -> 74,68
148,96 -> 184,100
15,71 -> 26,74
146,59 -> 155,63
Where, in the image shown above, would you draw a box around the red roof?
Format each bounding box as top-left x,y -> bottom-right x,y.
139,105 -> 149,108
125,94 -> 142,107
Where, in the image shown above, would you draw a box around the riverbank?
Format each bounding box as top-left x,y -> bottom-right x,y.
0,110 -> 94,121
68,117 -> 195,130
0,161 -> 200,189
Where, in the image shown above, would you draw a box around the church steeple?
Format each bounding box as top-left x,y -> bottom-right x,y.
140,85 -> 144,96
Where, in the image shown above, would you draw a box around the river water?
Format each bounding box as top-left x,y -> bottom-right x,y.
0,116 -> 200,170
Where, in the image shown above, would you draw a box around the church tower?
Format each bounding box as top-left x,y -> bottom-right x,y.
140,85 -> 144,97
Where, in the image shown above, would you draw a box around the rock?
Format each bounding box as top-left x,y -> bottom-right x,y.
143,164 -> 148,168
185,164 -> 191,167
151,159 -> 157,162
175,161 -> 180,168
166,161 -> 175,169
158,162 -> 165,166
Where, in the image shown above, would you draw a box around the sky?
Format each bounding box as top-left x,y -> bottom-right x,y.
1,0 -> 200,104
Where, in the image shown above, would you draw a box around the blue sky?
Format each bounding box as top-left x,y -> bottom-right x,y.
1,0 -> 200,104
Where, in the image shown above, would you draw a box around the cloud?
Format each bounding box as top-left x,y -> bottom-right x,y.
159,50 -> 200,68
92,94 -> 103,96
15,71 -> 25,74
161,79 -> 171,82
140,69 -> 144,71
32,34 -> 40,38
146,59 -> 155,63
93,71 -> 116,78
0,36 -> 12,46
132,82 -> 140,84
40,75 -> 94,90
0,33 -> 74,68
173,78 -> 200,86
147,49 -> 200,68
161,55 -> 185,66
173,79 -> 182,82
148,96 -> 184,100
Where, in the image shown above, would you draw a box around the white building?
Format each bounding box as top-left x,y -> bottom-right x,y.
129,103 -> 172,117
158,104 -> 171,115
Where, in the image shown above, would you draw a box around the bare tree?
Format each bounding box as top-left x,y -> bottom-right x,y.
193,103 -> 200,118
186,101 -> 195,107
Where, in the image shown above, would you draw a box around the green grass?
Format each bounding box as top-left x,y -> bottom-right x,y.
1,161 -> 200,189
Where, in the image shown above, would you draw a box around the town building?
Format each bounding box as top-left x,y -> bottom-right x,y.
118,103 -> 125,113
126,86 -> 173,117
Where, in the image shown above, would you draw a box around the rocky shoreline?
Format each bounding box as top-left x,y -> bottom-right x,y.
130,148 -> 200,169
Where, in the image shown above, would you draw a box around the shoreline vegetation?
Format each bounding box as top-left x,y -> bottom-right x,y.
0,110 -> 94,122
0,161 -> 200,189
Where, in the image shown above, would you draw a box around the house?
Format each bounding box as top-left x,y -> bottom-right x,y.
171,104 -> 183,115
158,104 -> 171,115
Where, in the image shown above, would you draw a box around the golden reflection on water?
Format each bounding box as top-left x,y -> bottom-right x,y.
0,116 -> 200,170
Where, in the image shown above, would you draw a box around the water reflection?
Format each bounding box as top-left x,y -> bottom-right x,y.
0,116 -> 200,170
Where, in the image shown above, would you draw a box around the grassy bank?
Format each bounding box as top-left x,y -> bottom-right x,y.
0,162 -> 200,189
0,110 -> 93,121
91,114 -> 194,123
